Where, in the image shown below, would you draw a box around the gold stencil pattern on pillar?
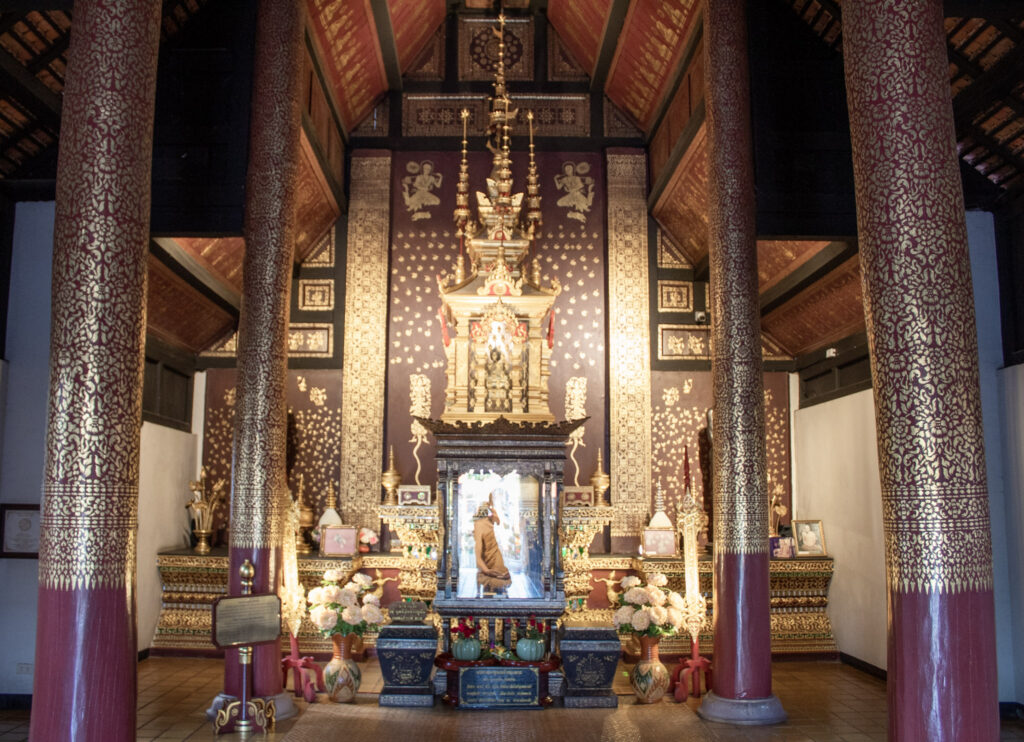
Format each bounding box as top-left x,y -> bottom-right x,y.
649,372 -> 792,538
39,0 -> 162,590
230,0 -> 304,551
844,3 -> 992,595
606,152 -> 652,539
340,155 -> 392,530
202,370 -> 343,535
41,484 -> 138,590
704,0 -> 768,556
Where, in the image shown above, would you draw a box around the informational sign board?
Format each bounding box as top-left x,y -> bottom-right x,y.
458,666 -> 539,709
387,600 -> 429,624
212,594 -> 282,648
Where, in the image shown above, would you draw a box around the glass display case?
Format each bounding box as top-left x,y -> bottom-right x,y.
421,416 -> 583,651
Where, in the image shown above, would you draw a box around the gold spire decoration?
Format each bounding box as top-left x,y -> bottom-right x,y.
437,10 -> 558,425
525,110 -> 542,242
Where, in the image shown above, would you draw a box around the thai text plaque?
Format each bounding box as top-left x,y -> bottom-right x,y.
212,594 -> 282,648
458,666 -> 539,708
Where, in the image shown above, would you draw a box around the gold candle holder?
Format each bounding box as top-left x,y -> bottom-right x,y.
381,445 -> 401,505
590,449 -> 610,506
186,467 -> 225,553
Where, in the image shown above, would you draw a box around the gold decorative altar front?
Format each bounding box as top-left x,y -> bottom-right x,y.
153,547 -> 835,657
153,549 -> 362,654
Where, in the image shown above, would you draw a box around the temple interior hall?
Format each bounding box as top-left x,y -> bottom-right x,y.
2,1 -> 1024,741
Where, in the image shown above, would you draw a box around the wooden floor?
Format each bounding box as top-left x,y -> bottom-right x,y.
1,656 -> 1023,741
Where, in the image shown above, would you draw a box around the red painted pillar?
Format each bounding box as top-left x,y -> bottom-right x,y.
220,0 -> 304,714
28,2 -> 161,741
843,3 -> 999,740
697,0 -> 784,725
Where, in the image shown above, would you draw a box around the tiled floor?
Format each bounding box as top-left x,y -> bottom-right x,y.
1,657 -> 1022,741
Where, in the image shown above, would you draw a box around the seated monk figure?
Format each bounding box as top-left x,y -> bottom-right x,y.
473,497 -> 511,594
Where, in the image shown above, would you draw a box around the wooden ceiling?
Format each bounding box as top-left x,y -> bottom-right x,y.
1,1 -> 1022,362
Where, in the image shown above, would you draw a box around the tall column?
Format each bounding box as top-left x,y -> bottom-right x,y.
223,0 -> 303,710
843,4 -> 999,740
605,150 -> 652,551
28,2 -> 161,741
698,0 -> 784,725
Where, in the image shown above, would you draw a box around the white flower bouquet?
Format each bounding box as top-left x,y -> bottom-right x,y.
307,570 -> 383,637
611,573 -> 685,637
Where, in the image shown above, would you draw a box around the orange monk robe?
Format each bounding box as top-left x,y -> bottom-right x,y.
474,517 -> 512,591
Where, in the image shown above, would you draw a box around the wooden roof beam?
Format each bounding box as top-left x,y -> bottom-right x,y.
369,1 -> 403,91
943,1 -> 1024,17
0,45 -> 60,131
0,3 -> 71,10
953,41 -> 1024,131
589,0 -> 629,93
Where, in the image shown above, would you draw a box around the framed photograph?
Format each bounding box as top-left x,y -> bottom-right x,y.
562,486 -> 594,507
319,524 -> 358,557
642,528 -> 677,557
793,520 -> 826,556
397,484 -> 431,506
1,504 -> 41,558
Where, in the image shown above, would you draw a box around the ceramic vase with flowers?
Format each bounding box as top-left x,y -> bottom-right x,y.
515,616 -> 547,661
450,616 -> 481,660
308,570 -> 382,702
613,573 -> 685,703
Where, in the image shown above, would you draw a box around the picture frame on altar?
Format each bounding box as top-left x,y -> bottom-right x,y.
562,486 -> 593,507
1,504 -> 40,558
642,527 -> 677,557
319,524 -> 358,557
771,536 -> 794,559
397,484 -> 431,506
793,520 -> 826,556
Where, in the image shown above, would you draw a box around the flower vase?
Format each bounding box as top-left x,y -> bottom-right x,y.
515,638 -> 545,661
452,637 -> 481,661
630,635 -> 669,703
324,633 -> 361,703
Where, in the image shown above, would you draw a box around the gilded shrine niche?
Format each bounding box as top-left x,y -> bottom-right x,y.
437,250 -> 560,424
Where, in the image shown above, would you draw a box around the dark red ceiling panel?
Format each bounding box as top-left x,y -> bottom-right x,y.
306,0 -> 389,132
761,256 -> 865,357
604,0 -> 700,132
547,0 -> 612,77
652,123 -> 708,266
146,255 -> 236,354
387,0 -> 447,72
757,240 -> 831,294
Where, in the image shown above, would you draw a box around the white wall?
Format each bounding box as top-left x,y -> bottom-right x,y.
967,211 -> 1015,701
794,388 -> 887,669
137,422 -> 195,652
0,202 -> 200,691
0,202 -> 54,695
791,212 -> 1020,702
1000,364 -> 1024,703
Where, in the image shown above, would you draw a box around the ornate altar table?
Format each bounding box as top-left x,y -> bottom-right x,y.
152,549 -> 836,658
